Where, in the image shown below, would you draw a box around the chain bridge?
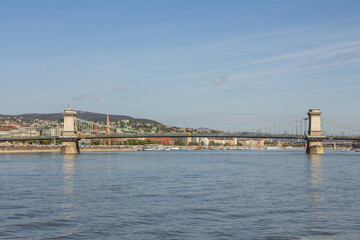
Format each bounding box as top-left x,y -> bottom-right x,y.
1,109 -> 359,154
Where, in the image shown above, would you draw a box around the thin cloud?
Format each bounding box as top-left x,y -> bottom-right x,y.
113,86 -> 128,93
212,75 -> 227,85
332,49 -> 360,62
303,57 -> 314,67
163,40 -> 360,82
90,95 -> 100,101
159,18 -> 360,62
113,85 -> 128,99
230,84 -> 360,102
71,93 -> 100,101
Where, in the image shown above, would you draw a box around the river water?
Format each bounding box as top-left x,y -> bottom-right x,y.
0,150 -> 359,239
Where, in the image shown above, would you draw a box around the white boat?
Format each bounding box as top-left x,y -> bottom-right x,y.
227,147 -> 242,150
143,146 -> 156,151
341,147 -> 351,151
143,145 -> 164,151
265,146 -> 280,150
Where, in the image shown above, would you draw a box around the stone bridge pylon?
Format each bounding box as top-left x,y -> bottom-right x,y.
60,109 -> 79,154
305,109 -> 324,154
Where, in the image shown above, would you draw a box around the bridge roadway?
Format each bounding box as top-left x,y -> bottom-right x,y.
0,133 -> 359,142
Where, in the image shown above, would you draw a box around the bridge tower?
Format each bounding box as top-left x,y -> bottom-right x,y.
60,109 -> 79,154
305,109 -> 324,154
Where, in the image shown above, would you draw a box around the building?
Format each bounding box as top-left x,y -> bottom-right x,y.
0,127 -> 12,136
50,126 -> 61,136
209,138 -> 238,146
197,128 -> 211,133
144,137 -> 174,145
237,138 -> 264,147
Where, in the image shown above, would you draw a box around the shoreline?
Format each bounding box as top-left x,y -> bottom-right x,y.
0,145 -> 309,154
0,146 -> 60,154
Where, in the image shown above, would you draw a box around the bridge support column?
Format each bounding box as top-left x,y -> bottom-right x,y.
306,109 -> 324,154
60,109 -> 80,154
60,139 -> 80,154
306,138 -> 324,154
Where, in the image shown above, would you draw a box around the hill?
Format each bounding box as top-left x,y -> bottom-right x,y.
0,110 -> 162,125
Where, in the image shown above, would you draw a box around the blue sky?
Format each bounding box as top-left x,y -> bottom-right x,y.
1,0 -> 360,130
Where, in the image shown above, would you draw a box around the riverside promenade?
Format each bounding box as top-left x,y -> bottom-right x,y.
0,146 -> 60,153
0,145 -> 141,153
0,145 -> 308,153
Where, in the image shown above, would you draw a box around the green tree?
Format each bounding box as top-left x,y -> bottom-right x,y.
188,142 -> 200,146
174,141 -> 185,146
209,141 -> 221,146
264,140 -> 274,145
91,140 -> 101,145
39,140 -> 51,145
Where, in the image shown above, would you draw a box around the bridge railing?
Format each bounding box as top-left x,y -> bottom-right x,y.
240,118 -> 308,136
321,118 -> 360,137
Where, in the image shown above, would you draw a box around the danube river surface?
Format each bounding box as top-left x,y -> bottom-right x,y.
0,150 -> 360,239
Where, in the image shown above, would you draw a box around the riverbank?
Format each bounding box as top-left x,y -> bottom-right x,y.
0,145 -> 196,153
0,145 -> 308,153
81,146 -> 142,152
0,146 -> 60,153
0,145 -> 141,153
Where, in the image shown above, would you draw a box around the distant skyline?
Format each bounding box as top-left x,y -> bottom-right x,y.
1,0 -> 360,130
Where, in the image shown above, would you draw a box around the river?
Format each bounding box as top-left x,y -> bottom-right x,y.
0,150 -> 359,239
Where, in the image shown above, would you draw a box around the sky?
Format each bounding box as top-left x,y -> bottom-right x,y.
1,0 -> 360,130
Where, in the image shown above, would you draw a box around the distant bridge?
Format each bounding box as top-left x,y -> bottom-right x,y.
1,108 -> 359,154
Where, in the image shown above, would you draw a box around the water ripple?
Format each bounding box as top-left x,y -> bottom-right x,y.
0,151 -> 359,239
